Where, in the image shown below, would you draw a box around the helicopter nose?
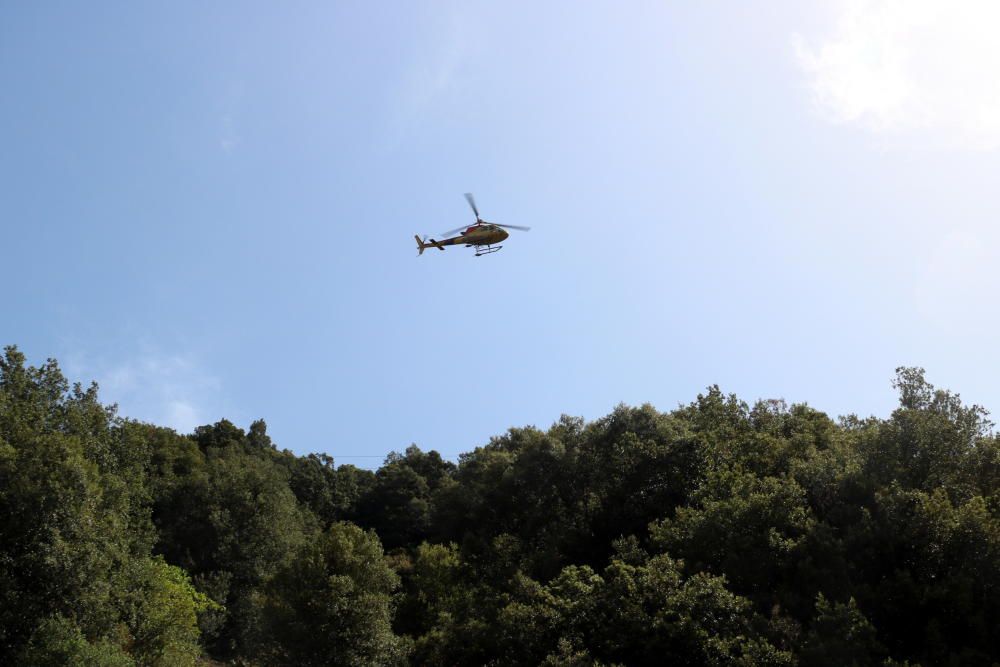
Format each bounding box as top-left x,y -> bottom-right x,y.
499,229 -> 509,241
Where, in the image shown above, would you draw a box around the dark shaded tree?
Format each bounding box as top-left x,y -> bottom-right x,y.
265,522 -> 408,666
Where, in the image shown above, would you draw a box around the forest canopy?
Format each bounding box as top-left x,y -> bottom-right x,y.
1,345 -> 997,666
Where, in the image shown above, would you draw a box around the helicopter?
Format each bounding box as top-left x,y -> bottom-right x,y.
416,193 -> 530,257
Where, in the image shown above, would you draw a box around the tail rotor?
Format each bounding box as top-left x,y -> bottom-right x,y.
415,235 -> 444,256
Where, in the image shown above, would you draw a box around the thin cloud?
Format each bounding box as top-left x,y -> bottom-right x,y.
67,349 -> 222,433
794,0 -> 1000,149
165,400 -> 202,434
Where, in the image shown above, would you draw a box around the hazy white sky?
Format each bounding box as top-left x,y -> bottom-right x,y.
3,1 -> 998,462
797,0 -> 1000,148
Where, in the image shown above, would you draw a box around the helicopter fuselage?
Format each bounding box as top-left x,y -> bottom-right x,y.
416,194 -> 528,256
458,224 -> 508,246
427,225 -> 508,248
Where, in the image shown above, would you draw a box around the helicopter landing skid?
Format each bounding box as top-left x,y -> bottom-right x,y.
474,244 -> 502,257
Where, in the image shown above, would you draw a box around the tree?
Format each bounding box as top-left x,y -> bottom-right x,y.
649,467 -> 815,606
859,367 -> 992,494
355,445 -> 454,550
17,616 -> 134,667
0,347 -> 152,660
122,557 -> 219,666
152,442 -> 311,658
799,595 -> 884,667
0,347 -> 215,664
266,522 -> 408,666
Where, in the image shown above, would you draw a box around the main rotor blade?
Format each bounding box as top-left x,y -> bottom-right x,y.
494,223 -> 531,231
464,192 -> 480,219
439,225 -> 470,237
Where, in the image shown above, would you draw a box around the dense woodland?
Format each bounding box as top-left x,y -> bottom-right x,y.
1,345 -> 998,666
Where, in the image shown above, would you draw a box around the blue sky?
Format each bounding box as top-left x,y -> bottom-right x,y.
4,2 -> 999,464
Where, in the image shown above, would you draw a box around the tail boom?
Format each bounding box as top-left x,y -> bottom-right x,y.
415,235 -> 446,255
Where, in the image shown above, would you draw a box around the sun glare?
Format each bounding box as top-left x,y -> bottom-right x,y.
795,0 -> 1000,149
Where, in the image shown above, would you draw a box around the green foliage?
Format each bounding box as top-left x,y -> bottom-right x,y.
4,347 -> 998,665
356,445 -> 454,549
126,556 -> 220,667
151,423 -> 312,657
395,541 -> 464,635
844,485 -> 1000,664
0,346 -> 152,660
18,615 -> 135,667
860,367 -> 992,494
800,594 -> 884,667
265,522 -> 408,666
650,467 -> 815,601
596,555 -> 792,666
0,348 -> 223,664
280,453 -> 371,525
487,552 -> 792,666
539,638 -> 602,666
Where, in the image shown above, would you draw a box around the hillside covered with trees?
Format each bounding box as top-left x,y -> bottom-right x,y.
1,345 -> 997,666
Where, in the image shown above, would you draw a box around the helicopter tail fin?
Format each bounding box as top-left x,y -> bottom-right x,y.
415,235 -> 445,256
